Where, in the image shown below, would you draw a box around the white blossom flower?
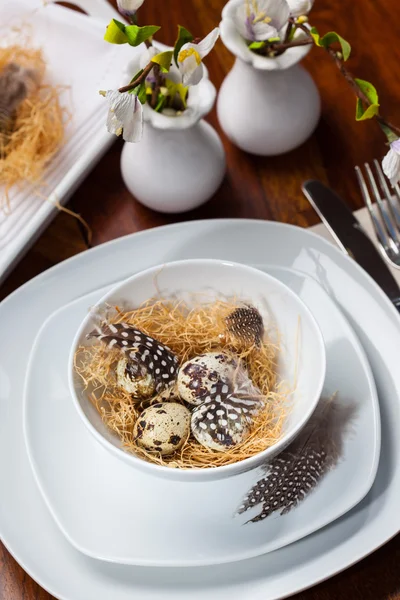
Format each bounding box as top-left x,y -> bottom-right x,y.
177,28 -> 219,86
234,0 -> 290,41
220,0 -> 312,70
105,90 -> 143,143
382,139 -> 400,186
286,0 -> 314,17
117,0 -> 144,16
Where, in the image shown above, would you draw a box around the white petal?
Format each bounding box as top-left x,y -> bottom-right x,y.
256,0 -> 291,28
382,145 -> 400,186
196,28 -> 220,58
122,96 -> 143,143
117,0 -> 144,12
183,62 -> 204,86
105,90 -> 143,142
252,21 -> 278,41
286,0 -> 314,17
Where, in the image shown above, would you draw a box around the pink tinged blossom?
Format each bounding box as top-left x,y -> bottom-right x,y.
382,139 -> 400,186
234,0 -> 290,42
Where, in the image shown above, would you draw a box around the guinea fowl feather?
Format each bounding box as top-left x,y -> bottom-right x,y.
238,395 -> 352,523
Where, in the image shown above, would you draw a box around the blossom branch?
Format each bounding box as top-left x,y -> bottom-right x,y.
291,19 -> 400,138
118,61 -> 155,93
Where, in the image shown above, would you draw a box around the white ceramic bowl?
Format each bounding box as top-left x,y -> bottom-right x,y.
68,259 -> 326,482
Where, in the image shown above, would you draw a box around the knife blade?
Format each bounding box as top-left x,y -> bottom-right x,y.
302,180 -> 400,311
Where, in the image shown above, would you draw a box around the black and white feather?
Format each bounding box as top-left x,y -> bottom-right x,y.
87,321 -> 179,394
191,373 -> 264,451
237,395 -> 351,523
226,305 -> 264,347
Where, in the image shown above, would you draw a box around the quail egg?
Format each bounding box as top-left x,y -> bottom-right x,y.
116,356 -> 155,399
191,376 -> 263,451
134,402 -> 191,455
177,352 -> 238,405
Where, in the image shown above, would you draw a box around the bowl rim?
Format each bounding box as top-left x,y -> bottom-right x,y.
68,258 -> 326,478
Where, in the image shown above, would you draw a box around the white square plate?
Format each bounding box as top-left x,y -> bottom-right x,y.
23,266 -> 380,567
0,220 -> 399,599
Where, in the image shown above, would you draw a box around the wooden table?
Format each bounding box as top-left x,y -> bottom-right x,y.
1,0 -> 400,598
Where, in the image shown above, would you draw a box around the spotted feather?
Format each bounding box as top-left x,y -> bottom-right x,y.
87,322 -> 179,393
191,374 -> 264,451
226,305 -> 264,347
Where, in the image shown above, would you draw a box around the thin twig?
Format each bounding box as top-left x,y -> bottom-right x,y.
150,64 -> 161,109
291,19 -> 400,138
118,62 -> 155,93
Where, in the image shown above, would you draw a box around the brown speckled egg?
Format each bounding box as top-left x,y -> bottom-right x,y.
177,352 -> 238,405
116,357 -> 155,399
133,403 -> 191,455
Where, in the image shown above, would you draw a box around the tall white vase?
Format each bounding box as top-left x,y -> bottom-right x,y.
121,119 -> 225,213
217,58 -> 320,156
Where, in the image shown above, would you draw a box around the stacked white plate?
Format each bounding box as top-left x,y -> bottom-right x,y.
1,218 -> 400,599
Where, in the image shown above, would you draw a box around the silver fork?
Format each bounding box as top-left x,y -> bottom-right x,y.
355,160 -> 400,269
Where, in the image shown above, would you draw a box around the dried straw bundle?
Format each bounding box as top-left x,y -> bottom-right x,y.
75,300 -> 290,469
0,44 -> 67,208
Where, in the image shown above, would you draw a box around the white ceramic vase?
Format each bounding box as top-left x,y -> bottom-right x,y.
218,0 -> 321,156
120,53 -> 226,214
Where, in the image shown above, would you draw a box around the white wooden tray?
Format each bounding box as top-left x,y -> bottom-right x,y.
0,0 -> 133,284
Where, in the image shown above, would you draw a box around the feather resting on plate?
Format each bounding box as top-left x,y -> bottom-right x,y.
237,395 -> 352,523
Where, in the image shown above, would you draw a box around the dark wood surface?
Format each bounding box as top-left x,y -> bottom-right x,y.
1,0 -> 399,598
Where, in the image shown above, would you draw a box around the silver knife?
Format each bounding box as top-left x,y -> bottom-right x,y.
302,180 -> 400,311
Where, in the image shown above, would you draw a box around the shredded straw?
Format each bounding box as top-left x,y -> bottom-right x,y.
0,44 -> 67,209
74,300 -> 290,469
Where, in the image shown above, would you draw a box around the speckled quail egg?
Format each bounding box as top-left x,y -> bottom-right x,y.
191,376 -> 263,451
116,356 -> 155,399
177,352 -> 238,405
134,402 -> 191,455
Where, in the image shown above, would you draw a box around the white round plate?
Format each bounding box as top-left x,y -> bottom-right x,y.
1,220 -> 399,600
23,265 -> 379,567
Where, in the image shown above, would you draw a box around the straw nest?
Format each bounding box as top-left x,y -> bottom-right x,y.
74,300 -> 291,469
0,44 -> 67,208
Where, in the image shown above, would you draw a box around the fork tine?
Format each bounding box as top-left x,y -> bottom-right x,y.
373,159 -> 400,231
364,162 -> 400,252
355,165 -> 390,252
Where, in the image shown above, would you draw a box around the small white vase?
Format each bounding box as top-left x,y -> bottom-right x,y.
217,58 -> 320,156
218,0 -> 321,156
120,49 -> 226,214
121,119 -> 225,213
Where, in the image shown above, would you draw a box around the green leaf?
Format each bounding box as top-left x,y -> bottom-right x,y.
310,26 -> 321,46
151,50 -> 173,73
354,79 -> 380,121
104,19 -> 129,44
124,24 -> 160,46
155,93 -> 167,112
310,27 -> 351,60
248,40 -> 266,50
165,79 -> 188,108
355,100 -> 380,121
355,78 -> 379,105
129,81 -> 147,104
173,25 -> 194,65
